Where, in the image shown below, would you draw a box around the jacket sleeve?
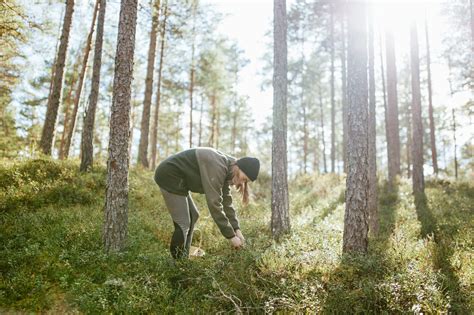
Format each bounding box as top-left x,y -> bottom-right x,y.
196,150 -> 236,239
222,184 -> 240,231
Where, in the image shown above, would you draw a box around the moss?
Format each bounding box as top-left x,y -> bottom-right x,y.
0,160 -> 472,313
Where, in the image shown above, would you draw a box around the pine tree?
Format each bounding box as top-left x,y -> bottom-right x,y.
343,0 -> 369,254
272,0 -> 290,239
137,0 -> 161,168
410,21 -> 424,194
40,0 -> 75,155
104,0 -> 138,252
150,0 -> 168,170
385,28 -> 401,186
80,0 -> 107,172
368,5 -> 379,236
61,0 -> 100,159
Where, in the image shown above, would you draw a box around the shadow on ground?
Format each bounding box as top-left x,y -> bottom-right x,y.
320,183 -> 399,313
414,192 -> 470,313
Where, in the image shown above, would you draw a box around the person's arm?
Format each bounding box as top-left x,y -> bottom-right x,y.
222,183 -> 240,231
196,150 -> 236,239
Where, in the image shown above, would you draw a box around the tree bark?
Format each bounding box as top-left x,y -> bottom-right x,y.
368,6 -> 378,236
452,108 -> 458,179
379,34 -> 390,179
198,93 -> 204,147
59,57 -> 80,157
150,1 -> 168,171
410,21 -> 424,195
272,0 -> 290,239
300,21 -> 307,174
343,0 -> 369,254
318,85 -> 327,173
231,104 -> 238,155
209,92 -> 217,147
385,28 -> 401,186
330,2 -> 336,173
80,0 -> 107,172
189,0 -> 197,148
137,0 -> 160,168
103,0 -> 138,253
40,0 -> 75,155
340,9 -> 347,174
425,18 -> 438,175
62,0 -> 99,159
406,105 -> 412,178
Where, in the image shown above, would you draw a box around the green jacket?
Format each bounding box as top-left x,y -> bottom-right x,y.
154,147 -> 239,238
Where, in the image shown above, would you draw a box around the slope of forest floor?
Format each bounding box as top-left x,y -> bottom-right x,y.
1,158 -> 473,313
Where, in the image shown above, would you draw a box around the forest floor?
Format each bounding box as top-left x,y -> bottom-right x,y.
1,158 -> 473,313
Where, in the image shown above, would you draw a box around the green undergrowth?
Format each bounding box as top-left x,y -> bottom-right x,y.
1,158 -> 472,313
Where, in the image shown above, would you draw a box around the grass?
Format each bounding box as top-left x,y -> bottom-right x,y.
0,158 -> 473,313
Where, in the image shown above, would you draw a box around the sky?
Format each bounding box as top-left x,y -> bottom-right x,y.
202,0 -> 275,127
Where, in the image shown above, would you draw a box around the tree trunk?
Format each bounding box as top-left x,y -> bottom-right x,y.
368,6 -> 379,236
150,1 -> 168,171
209,92 -> 217,147
129,99 -> 136,159
40,0 -> 75,155
137,0 -> 160,168
425,19 -> 438,175
343,0 -> 369,254
231,105 -> 238,155
80,0 -> 107,172
410,21 -> 424,195
189,0 -> 197,148
303,100 -> 308,174
59,58 -> 80,157
62,0 -> 100,159
103,0 -> 138,253
379,34 -> 390,178
272,0 -> 290,239
198,93 -> 203,147
385,29 -> 401,186
330,2 -> 336,173
406,106 -> 412,178
300,23 -> 307,174
318,85 -> 327,173
216,103 -> 220,149
452,108 -> 458,179
340,9 -> 347,174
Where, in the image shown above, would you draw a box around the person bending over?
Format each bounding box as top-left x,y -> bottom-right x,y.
154,147 -> 260,259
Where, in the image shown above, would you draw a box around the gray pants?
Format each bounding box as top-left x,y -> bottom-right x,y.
160,188 -> 200,259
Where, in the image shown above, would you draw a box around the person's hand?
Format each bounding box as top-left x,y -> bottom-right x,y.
235,229 -> 245,245
229,236 -> 243,250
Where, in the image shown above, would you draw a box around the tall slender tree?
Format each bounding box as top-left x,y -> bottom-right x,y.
40,0 -> 75,155
343,0 -> 369,253
379,34 -> 389,177
150,0 -> 168,170
61,0 -> 100,159
272,0 -> 290,239
188,0 -> 198,148
385,28 -> 401,186
137,0 -> 160,168
425,18 -> 438,175
330,2 -> 336,173
368,5 -> 378,235
103,0 -> 138,252
318,84 -> 327,173
59,52 -> 81,157
410,21 -> 424,194
80,0 -> 107,172
340,5 -> 348,173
